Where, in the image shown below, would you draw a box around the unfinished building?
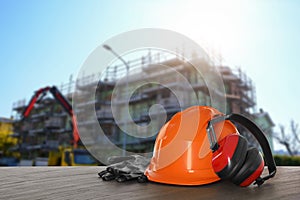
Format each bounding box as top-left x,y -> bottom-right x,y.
11,51 -> 274,165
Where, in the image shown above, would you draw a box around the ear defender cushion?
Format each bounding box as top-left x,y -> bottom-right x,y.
212,135 -> 248,179
231,147 -> 264,187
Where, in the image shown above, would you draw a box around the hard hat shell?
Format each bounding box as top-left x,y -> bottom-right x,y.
145,106 -> 239,185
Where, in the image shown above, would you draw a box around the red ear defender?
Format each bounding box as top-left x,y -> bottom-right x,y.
211,134 -> 265,187
207,113 -> 276,187
231,148 -> 264,186
211,134 -> 248,180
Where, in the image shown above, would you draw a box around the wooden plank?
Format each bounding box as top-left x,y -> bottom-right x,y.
0,167 -> 299,200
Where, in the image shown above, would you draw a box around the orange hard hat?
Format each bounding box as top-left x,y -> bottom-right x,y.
144,106 -> 239,185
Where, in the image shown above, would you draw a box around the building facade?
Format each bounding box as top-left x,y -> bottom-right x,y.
11,51 -> 274,164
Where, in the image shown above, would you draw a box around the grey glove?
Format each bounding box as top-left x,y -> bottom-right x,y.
98,155 -> 150,183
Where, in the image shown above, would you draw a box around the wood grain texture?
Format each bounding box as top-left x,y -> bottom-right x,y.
0,167 -> 299,200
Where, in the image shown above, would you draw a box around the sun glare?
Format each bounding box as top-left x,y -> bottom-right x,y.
170,0 -> 244,63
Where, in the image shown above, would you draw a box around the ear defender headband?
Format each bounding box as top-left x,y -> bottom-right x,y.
207,113 -> 277,186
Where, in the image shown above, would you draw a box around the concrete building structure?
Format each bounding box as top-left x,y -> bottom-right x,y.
11,51 -> 274,163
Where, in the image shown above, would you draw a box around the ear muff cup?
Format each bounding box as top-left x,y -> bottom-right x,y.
231,147 -> 264,186
212,135 -> 248,180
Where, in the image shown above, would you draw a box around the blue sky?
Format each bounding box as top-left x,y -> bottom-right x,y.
0,0 -> 299,150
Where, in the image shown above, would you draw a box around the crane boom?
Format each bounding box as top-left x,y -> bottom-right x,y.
21,86 -> 79,147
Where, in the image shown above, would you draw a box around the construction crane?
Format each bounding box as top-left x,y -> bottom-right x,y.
22,86 -> 79,148
19,86 -> 97,166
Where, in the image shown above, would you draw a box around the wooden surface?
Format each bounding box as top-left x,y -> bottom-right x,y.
0,166 -> 299,200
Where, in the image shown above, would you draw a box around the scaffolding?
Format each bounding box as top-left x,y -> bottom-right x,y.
74,50 -> 260,152
11,50 -> 271,160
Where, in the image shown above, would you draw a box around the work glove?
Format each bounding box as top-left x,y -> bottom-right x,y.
98,155 -> 150,183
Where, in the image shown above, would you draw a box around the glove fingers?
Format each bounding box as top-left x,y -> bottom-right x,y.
107,166 -> 128,175
137,175 -> 148,183
101,172 -> 116,181
116,174 -> 134,182
98,170 -> 108,178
